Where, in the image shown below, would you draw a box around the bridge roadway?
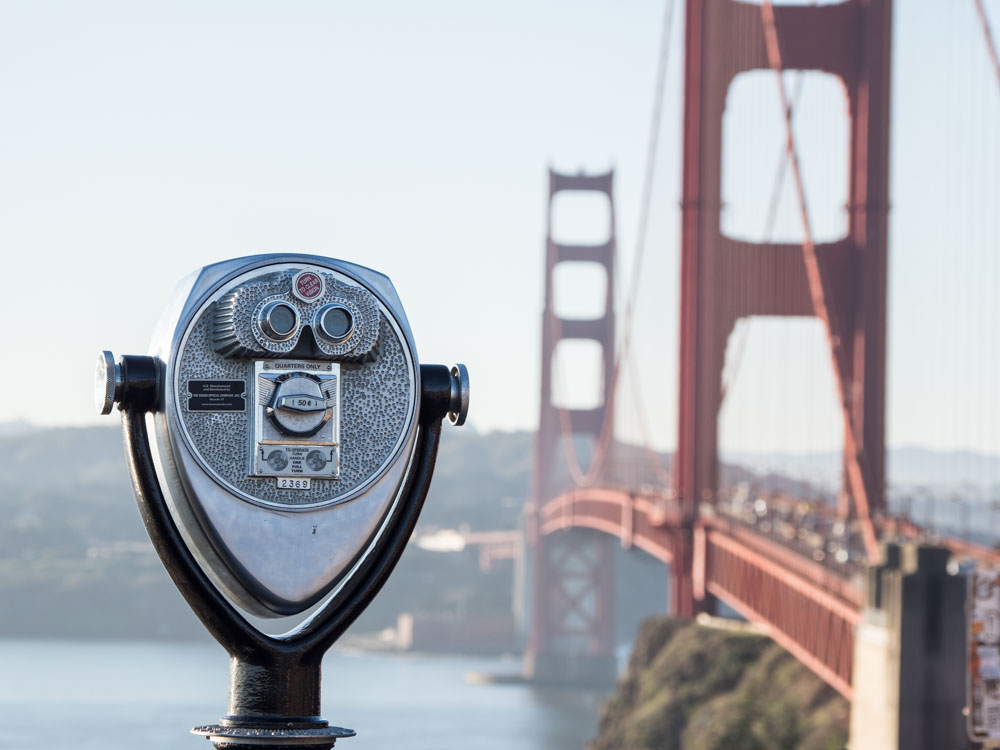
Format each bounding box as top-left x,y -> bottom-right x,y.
531,485 -> 999,701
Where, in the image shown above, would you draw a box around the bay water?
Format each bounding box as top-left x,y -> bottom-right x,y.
0,639 -> 609,750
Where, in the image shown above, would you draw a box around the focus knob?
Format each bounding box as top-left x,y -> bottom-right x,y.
448,364 -> 470,426
95,350 -> 122,415
93,352 -> 160,414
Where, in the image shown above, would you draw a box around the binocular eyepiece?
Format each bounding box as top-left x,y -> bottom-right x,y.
98,254 -> 468,748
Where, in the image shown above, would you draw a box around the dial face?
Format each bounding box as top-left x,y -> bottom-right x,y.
171,263 -> 417,509
267,374 -> 331,437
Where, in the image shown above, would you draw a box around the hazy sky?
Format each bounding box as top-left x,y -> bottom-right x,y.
1,0 -> 998,461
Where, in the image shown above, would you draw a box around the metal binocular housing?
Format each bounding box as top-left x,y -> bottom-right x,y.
97,253 -> 469,748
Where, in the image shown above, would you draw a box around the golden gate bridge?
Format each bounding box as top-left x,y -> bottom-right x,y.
481,1 -> 1000,747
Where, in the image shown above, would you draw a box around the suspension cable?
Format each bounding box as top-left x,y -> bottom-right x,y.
976,0 -> 1000,94
553,0 -> 677,487
759,0 -> 880,563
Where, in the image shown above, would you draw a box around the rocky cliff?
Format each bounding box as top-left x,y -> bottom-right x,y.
590,617 -> 849,750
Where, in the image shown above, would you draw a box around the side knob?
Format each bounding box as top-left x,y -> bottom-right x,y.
447,363 -> 470,427
95,350 -> 123,415
94,352 -> 160,414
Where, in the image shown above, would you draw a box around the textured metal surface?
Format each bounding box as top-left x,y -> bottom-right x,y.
107,253 -> 468,746
142,256 -> 420,615
180,290 -> 411,508
213,270 -> 380,361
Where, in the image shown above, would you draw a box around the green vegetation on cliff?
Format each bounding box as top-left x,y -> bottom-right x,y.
590,617 -> 848,750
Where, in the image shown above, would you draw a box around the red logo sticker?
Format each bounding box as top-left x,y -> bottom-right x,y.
293,271 -> 324,302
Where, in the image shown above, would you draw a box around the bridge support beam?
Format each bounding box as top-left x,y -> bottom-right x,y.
677,0 -> 894,575
848,544 -> 967,749
671,527 -> 704,618
524,529 -> 617,687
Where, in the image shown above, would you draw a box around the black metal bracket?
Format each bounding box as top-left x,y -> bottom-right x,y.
121,362 -> 450,749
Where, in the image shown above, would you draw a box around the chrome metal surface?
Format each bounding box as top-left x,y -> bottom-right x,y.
254,360 -> 341,475
315,303 -> 355,343
178,265 -> 412,508
212,270 -> 381,361
266,376 -> 332,436
111,252 -> 466,748
192,724 -> 355,746
95,350 -> 122,415
448,363 -> 470,426
258,300 -> 299,342
144,254 -> 421,617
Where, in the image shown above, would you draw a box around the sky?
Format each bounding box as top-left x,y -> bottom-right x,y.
0,0 -> 998,462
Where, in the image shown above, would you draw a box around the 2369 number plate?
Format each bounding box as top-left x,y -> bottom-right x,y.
277,477 -> 311,490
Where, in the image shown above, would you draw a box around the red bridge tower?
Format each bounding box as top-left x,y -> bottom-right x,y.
676,0 -> 892,615
524,169 -> 619,686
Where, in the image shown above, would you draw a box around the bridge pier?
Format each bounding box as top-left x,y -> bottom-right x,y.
523,528 -> 618,687
848,543 -> 967,750
671,524 -> 717,618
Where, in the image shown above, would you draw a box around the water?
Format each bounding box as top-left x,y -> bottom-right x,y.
0,640 -> 609,750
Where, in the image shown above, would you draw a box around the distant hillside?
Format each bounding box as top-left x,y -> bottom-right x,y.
888,446 -> 1000,490
0,422 -> 997,640
0,419 -> 39,437
2,423 -> 997,563
725,446 -> 1000,491
0,425 -> 145,557
0,425 -> 530,561
0,424 -> 534,639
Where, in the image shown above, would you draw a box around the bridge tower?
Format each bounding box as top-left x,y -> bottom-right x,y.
675,0 -> 893,614
524,169 -> 618,686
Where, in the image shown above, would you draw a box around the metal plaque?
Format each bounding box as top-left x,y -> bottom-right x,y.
277,477 -> 312,490
188,380 -> 247,412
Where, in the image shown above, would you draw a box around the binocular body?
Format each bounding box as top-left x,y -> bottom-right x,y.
148,256 -> 422,617
100,254 -> 467,747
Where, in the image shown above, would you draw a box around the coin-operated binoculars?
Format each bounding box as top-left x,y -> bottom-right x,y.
96,255 -> 468,749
